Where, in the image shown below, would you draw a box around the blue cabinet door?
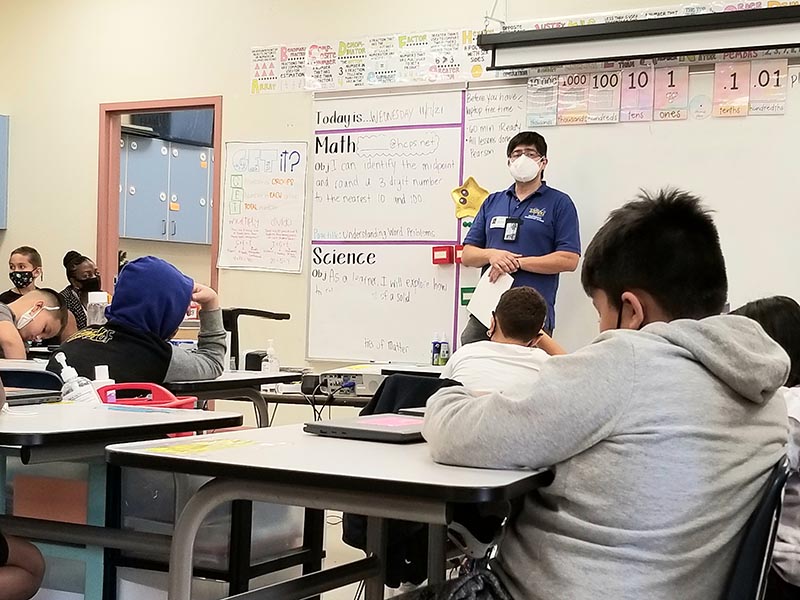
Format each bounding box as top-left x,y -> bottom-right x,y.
0,115 -> 9,230
122,136 -> 169,241
167,142 -> 211,244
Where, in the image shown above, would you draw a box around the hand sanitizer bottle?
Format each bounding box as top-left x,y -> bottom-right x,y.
55,352 -> 101,404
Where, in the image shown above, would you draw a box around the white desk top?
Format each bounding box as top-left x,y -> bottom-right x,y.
107,424 -> 548,503
166,370 -> 303,391
0,403 -> 242,446
0,359 -> 49,371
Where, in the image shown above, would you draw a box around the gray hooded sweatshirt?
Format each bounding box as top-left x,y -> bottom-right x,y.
424,315 -> 789,600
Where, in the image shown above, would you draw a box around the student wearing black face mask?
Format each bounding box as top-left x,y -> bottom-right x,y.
60,250 -> 103,330
0,246 -> 43,305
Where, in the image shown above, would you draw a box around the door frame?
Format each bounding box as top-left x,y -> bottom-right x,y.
97,96 -> 223,289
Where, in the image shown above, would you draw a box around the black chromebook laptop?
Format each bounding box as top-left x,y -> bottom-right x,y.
5,388 -> 62,407
303,414 -> 424,444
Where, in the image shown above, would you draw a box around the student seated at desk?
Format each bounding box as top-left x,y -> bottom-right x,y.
47,256 -> 225,383
731,296 -> 800,600
423,189 -> 788,600
441,287 -> 558,398
60,250 -> 103,330
0,246 -> 43,305
0,289 -> 68,359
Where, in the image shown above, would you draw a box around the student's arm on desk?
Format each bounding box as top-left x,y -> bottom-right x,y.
423,335 -> 634,469
0,322 -> 26,359
164,285 -> 225,382
538,332 -> 567,356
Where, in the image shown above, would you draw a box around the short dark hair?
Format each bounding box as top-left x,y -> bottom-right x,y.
10,246 -> 42,269
37,288 -> 69,333
581,189 -> 727,320
732,296 -> 800,388
63,250 -> 92,280
506,131 -> 547,158
494,287 -> 547,342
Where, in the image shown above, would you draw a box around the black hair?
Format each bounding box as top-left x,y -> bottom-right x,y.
731,296 -> 800,388
10,246 -> 42,269
494,286 -> 547,342
581,188 -> 728,320
37,287 -> 69,333
506,131 -> 547,158
63,250 -> 92,280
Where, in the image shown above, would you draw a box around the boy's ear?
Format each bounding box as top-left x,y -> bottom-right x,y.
488,314 -> 497,338
620,291 -> 646,330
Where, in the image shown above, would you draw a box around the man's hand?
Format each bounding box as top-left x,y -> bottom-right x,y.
487,249 -> 521,282
192,283 -> 220,311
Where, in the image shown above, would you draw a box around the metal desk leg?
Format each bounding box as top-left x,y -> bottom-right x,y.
365,516 -> 388,600
229,500 -> 254,594
197,388 -> 269,428
301,508 -> 325,600
427,525 -> 447,586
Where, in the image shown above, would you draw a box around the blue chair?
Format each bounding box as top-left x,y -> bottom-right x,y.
0,368 -> 63,391
723,456 -> 791,600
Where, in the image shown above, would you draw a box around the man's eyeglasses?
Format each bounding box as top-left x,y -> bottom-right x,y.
509,150 -> 543,160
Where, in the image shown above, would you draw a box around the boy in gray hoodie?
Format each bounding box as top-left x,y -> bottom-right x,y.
424,189 -> 789,600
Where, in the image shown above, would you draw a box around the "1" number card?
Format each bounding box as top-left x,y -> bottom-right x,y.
654,66 -> 689,121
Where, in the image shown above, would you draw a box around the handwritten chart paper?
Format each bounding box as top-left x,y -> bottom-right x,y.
620,67 -> 654,122
526,75 -> 558,127
587,71 -> 622,123
218,142 -> 308,273
654,66 -> 689,121
713,62 -> 750,117
557,73 -> 589,125
749,59 -> 788,115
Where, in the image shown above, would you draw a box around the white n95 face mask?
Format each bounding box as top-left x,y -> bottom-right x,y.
509,155 -> 541,183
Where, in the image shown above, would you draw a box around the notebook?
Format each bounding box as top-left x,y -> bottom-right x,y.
303,414 -> 424,444
5,388 -> 62,407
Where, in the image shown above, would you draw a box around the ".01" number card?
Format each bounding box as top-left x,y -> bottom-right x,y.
713,62 -> 750,117
587,71 -> 622,123
557,73 -> 589,125
749,59 -> 788,115
654,66 -> 689,121
620,67 -> 654,122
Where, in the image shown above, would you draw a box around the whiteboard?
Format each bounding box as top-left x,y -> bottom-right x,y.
218,141 -> 307,272
519,67 -> 800,352
307,244 -> 456,361
312,91 -> 463,242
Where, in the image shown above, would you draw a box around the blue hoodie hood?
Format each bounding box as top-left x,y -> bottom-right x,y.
106,256 -> 193,340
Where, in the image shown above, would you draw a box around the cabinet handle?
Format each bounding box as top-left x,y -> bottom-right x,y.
171,221 -> 177,236
161,220 -> 167,235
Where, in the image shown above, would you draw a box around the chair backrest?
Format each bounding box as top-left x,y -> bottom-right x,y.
221,308 -> 290,370
723,455 -> 791,600
0,368 -> 64,391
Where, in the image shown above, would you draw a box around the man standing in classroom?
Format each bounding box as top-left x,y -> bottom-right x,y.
461,131 -> 581,343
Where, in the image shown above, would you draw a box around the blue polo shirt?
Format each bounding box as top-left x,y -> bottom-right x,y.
463,182 -> 581,331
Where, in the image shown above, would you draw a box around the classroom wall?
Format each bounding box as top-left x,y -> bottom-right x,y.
0,0 -> 679,364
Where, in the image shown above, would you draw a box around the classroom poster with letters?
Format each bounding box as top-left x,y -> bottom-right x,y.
218,142 -> 308,273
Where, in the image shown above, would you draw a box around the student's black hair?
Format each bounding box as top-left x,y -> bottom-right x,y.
63,250 -> 92,280
494,286 -> 547,342
506,131 -> 547,158
36,288 -> 69,333
731,296 -> 800,388
10,246 -> 42,269
581,188 -> 728,319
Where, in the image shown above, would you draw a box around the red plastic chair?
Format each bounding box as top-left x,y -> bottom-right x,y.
96,383 -> 200,437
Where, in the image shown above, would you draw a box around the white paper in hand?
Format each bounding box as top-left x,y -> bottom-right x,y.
467,270 -> 514,328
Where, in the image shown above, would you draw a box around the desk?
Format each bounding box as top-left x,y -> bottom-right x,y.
165,370 -> 303,427
0,403 -> 242,600
107,424 -> 550,600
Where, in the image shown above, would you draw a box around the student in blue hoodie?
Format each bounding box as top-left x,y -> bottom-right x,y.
47,256 -> 225,383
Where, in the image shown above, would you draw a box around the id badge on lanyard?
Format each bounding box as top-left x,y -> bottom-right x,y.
504,218 -> 521,242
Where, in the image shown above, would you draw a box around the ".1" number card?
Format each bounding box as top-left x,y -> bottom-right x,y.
713,61 -> 750,117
